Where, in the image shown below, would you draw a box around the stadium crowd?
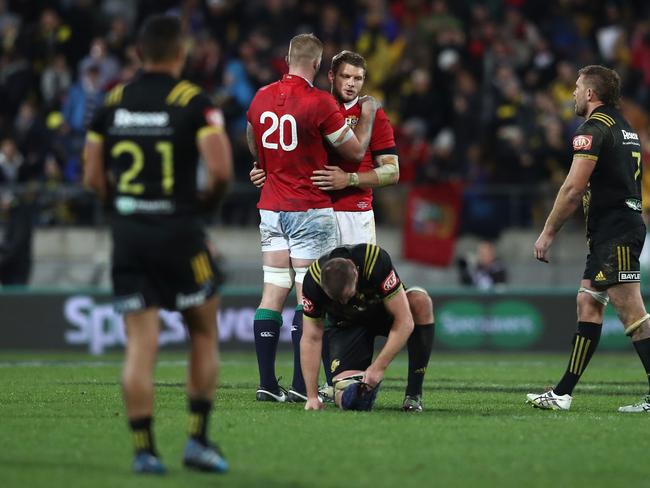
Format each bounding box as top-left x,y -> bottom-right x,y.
0,0 -> 649,235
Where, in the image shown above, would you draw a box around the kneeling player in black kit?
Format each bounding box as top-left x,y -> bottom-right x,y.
300,244 -> 435,412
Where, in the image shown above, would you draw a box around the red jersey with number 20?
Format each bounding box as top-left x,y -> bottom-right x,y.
247,74 -> 347,211
330,100 -> 396,212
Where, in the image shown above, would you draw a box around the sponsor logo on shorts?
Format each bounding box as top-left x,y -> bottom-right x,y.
302,296 -> 315,314
176,289 -> 207,309
625,198 -> 642,211
113,294 -> 145,313
572,134 -> 592,150
330,359 -> 340,373
382,270 -> 399,291
619,271 -> 640,282
594,271 -> 606,282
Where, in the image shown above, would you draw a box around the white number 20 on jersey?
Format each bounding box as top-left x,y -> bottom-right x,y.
260,111 -> 298,151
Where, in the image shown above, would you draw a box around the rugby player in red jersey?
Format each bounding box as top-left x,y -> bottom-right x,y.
246,34 -> 379,403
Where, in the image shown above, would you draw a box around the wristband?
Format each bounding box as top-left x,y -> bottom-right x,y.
348,172 -> 359,187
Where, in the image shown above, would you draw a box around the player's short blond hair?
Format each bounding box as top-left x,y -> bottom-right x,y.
287,33 -> 323,66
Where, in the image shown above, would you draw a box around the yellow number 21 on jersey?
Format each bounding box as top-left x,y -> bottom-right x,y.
112,140 -> 174,195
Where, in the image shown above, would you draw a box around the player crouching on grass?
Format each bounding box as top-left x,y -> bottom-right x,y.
300,244 -> 435,412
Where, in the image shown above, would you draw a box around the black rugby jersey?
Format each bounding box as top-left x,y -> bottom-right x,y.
572,105 -> 643,238
88,72 -> 224,217
301,244 -> 403,327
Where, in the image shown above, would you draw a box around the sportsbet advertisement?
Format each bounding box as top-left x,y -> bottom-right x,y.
0,290 -> 636,354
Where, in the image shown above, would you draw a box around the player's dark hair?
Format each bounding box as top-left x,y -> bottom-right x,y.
331,50 -> 367,76
578,65 -> 621,107
138,15 -> 183,63
321,258 -> 357,302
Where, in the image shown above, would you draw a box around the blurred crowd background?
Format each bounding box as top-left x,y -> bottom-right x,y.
0,0 -> 649,241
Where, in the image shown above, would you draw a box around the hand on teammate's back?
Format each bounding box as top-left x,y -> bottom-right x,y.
249,162 -> 266,188
311,165 -> 349,191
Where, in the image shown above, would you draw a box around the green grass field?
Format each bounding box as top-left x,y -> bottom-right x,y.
1,351 -> 648,488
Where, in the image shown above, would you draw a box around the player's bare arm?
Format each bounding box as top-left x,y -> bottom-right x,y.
301,315 -> 325,410
246,122 -> 258,159
311,154 -> 399,191
198,129 -> 234,206
535,157 -> 595,263
364,288 -> 414,387
82,132 -> 108,202
329,96 -> 379,163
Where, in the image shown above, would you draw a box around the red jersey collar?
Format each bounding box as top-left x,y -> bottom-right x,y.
282,73 -> 314,87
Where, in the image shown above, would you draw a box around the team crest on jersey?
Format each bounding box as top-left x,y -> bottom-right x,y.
382,270 -> 398,291
204,108 -> 225,128
302,296 -> 315,314
572,134 -> 592,150
345,115 -> 359,128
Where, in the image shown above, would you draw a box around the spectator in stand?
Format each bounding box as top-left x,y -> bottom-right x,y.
78,37 -> 120,91
41,53 -> 72,111
457,240 -> 508,291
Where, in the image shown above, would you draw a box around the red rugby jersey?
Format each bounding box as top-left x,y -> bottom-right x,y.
247,74 -> 346,211
329,99 -> 396,212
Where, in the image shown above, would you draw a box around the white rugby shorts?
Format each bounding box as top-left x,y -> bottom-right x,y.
259,208 -> 337,259
335,210 -> 376,246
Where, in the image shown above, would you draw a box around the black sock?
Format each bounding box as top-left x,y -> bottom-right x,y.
254,308 -> 282,390
188,398 -> 212,446
554,322 -> 602,396
406,323 -> 435,397
322,328 -> 333,385
129,416 -> 156,455
290,306 -> 305,393
632,337 -> 650,395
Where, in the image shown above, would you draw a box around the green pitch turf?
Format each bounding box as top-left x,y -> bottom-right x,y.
1,351 -> 648,488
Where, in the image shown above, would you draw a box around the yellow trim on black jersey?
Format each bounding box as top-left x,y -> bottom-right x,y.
573,153 -> 598,161
86,131 -> 104,143
166,81 -> 201,106
589,113 -> 615,127
105,84 -> 124,106
178,86 -> 201,106
383,283 -> 405,303
363,244 -> 380,280
197,125 -> 224,140
308,260 -> 322,285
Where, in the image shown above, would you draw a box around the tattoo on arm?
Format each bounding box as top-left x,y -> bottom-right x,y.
246,123 -> 258,158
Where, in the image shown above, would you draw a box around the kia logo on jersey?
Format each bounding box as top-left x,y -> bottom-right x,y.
204,108 -> 225,128
302,296 -> 315,314
572,134 -> 592,150
382,270 -> 399,291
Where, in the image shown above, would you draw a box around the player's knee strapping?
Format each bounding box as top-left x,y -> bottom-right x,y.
293,267 -> 308,284
578,287 -> 610,306
263,266 -> 294,288
625,313 -> 650,336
